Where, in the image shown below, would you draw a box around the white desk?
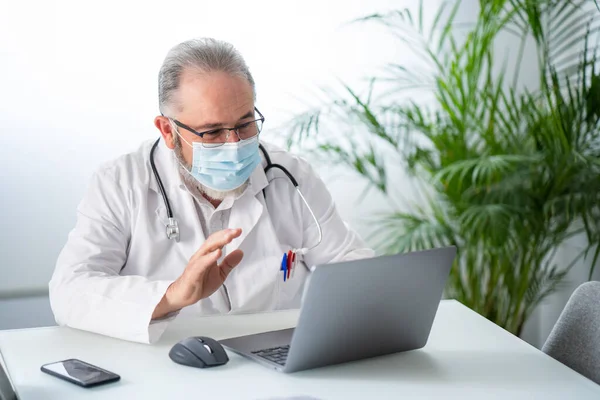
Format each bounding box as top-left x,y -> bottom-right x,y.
0,300 -> 598,399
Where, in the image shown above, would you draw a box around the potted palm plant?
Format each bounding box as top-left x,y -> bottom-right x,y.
286,0 -> 600,336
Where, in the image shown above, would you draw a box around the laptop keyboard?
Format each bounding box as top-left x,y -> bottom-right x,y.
251,345 -> 290,366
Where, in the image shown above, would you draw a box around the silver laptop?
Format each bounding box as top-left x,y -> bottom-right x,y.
220,246 -> 456,373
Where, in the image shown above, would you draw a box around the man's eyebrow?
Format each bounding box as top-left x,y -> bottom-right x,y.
236,110 -> 255,122
192,122 -> 223,131
191,110 -> 255,131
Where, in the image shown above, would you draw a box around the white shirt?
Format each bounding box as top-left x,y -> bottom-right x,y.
182,178 -> 233,239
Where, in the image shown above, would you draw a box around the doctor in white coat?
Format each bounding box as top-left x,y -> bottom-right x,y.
49,38 -> 374,344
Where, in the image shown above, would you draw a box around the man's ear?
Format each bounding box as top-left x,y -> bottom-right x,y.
154,116 -> 176,150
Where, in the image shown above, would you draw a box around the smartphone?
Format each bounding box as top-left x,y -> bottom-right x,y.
40,359 -> 120,388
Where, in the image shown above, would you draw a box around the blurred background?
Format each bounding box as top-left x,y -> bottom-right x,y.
0,0 -> 598,349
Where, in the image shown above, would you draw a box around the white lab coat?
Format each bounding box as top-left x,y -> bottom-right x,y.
49,139 -> 374,344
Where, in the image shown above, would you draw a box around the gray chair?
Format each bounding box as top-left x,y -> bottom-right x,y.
542,281 -> 600,385
0,357 -> 17,400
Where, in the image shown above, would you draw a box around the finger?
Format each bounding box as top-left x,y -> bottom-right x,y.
196,228 -> 242,256
218,249 -> 244,279
189,248 -> 221,274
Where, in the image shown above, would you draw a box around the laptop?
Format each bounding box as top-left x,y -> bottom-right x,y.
219,246 -> 456,373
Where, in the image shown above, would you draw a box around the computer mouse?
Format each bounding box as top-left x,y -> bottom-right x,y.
169,336 -> 229,368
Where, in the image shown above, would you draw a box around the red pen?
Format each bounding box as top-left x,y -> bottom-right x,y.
287,250 -> 293,280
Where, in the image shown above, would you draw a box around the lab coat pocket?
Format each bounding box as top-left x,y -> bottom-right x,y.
275,245 -> 310,310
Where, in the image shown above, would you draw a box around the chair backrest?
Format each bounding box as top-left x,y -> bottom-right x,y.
0,356 -> 17,400
542,281 -> 600,385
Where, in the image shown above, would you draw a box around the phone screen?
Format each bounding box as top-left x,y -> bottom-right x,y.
41,359 -> 119,387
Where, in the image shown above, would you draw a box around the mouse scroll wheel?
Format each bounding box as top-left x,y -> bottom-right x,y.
203,344 -> 213,354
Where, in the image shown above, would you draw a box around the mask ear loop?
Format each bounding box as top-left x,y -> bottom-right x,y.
169,119 -> 194,149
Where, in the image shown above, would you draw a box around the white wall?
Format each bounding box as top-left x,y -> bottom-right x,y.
0,0 -> 425,296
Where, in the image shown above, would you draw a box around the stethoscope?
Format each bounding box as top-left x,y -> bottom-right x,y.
149,138 -> 323,281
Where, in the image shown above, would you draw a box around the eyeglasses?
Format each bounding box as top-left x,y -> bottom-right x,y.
169,107 -> 265,148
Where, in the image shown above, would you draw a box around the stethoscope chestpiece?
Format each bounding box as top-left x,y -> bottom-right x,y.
166,218 -> 180,242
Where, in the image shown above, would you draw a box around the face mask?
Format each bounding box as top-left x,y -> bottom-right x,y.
178,134 -> 262,191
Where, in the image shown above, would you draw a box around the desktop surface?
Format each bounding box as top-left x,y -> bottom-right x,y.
0,300 -> 599,399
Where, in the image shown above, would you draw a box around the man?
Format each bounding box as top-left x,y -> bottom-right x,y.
49,38 -> 374,344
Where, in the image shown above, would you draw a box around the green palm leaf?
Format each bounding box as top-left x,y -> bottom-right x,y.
285,0 -> 600,336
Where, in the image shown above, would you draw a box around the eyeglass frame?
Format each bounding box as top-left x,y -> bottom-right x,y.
165,107 -> 265,143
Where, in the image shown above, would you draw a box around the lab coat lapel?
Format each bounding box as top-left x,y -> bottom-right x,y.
227,193 -> 263,251
227,163 -> 269,251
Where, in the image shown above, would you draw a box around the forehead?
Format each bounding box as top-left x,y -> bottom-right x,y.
175,69 -> 254,123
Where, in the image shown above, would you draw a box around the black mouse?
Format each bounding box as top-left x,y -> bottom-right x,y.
169,336 -> 229,368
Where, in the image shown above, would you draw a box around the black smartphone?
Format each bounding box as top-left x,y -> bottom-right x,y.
40,359 -> 120,388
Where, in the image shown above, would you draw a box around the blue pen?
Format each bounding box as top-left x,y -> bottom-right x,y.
281,253 -> 288,282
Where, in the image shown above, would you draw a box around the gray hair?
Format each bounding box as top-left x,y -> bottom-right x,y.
158,38 -> 256,115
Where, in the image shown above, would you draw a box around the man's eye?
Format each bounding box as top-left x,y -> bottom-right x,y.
236,121 -> 252,129
204,129 -> 225,137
